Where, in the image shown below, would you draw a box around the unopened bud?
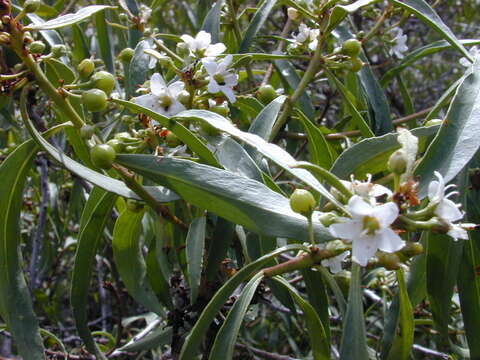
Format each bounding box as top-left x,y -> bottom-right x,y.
348,57 -> 364,72
177,90 -> 191,106
118,47 -> 135,63
287,7 -> 300,20
290,189 -> 316,216
0,31 -> 9,44
319,212 -> 339,227
28,40 -> 45,54
377,252 -> 401,270
24,0 -> 41,13
425,118 -> 443,127
77,58 -> 95,78
388,149 -> 408,175
51,44 -> 67,58
399,242 -> 424,258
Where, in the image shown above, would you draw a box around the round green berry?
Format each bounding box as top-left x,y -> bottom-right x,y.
257,84 -> 278,104
290,189 -> 316,216
90,144 -> 116,169
91,71 -> 116,94
28,41 -> 45,54
388,149 -> 407,175
342,38 -> 362,57
349,57 -> 364,72
80,125 -> 95,139
82,89 -> 108,112
118,47 -> 135,63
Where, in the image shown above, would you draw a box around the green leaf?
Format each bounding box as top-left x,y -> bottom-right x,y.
415,60 -> 480,197
273,276 -> 330,360
239,0 -> 277,53
381,39 -> 480,86
186,216 -> 207,304
426,232 -> 463,340
0,139 -> 44,359
23,115 -> 179,202
113,209 -> 165,315
331,125 -> 439,179
174,110 -> 344,209
24,12 -> 65,48
385,269 -> 414,360
94,10 -> 115,74
71,187 -> 116,359
217,138 -> 263,182
297,110 -> 334,169
205,218 -> 235,281
179,243 -> 309,359
209,272 -> 265,359
25,5 -> 113,30
113,99 -> 220,167
390,0 -> 472,61
44,58 -> 76,86
117,155 -> 333,242
71,24 -> 91,63
201,0 -> 223,43
119,324 -> 173,352
273,59 -> 315,119
339,264 -> 369,360
326,0 -> 377,33
233,96 -> 264,118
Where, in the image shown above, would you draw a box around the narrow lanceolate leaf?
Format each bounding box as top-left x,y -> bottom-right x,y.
339,264 -> 369,360
201,0 -> 223,43
25,5 -> 112,30
239,0 -> 277,53
113,209 -> 165,315
186,216 -> 207,304
179,244 -> 309,359
113,99 -> 220,167
0,140 -> 44,359
94,11 -> 115,74
117,155 -> 333,243
174,110 -> 344,209
326,0 -> 377,33
426,232 -> 463,340
297,110 -> 334,169
273,276 -> 330,360
385,269 -> 414,360
390,0 -> 472,61
415,59 -> 480,197
209,272 -> 264,359
217,138 -> 263,182
23,115 -> 178,202
71,187 -> 116,359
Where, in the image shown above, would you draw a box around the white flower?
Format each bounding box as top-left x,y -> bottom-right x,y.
340,174 -> 392,204
133,73 -> 186,117
180,31 -> 226,58
460,46 -> 479,67
428,171 -> 474,241
397,128 -> 418,181
321,251 -> 350,274
389,28 -> 408,59
289,23 -> 319,52
329,196 -> 404,266
202,55 -> 238,103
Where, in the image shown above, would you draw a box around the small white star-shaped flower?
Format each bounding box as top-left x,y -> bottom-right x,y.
329,196 -> 404,266
389,28 -> 408,59
341,174 -> 392,204
428,171 -> 475,241
321,251 -> 350,274
202,55 -> 238,103
289,23 -> 319,52
133,73 -> 186,117
180,31 -> 226,58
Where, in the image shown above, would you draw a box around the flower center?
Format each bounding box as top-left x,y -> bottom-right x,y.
158,93 -> 173,108
362,215 -> 380,235
214,73 -> 226,85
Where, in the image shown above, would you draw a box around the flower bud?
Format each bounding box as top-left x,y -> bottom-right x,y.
287,7 -> 300,20
118,47 -> 135,63
210,103 -> 230,117
425,118 -> 443,127
51,44 -> 67,58
176,42 -> 189,57
257,84 -> 278,104
24,0 -> 41,13
290,189 -> 316,216
118,13 -> 128,22
342,38 -> 362,57
348,57 -> 364,72
377,252 -> 401,270
80,125 -> 95,139
388,149 -> 407,175
28,40 -> 45,54
319,212 -> 339,227
177,90 -> 191,106
165,131 -> 181,147
106,139 -> 125,153
90,144 -> 116,169
399,242 -> 424,258
77,58 -> 95,78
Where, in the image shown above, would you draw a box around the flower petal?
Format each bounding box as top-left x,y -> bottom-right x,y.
167,81 -> 185,97
150,73 -> 166,96
376,228 -> 405,253
352,235 -> 378,266
196,31 -> 212,48
221,86 -> 236,103
372,202 -> 399,227
207,79 -> 221,94
348,195 -> 373,218
436,198 -> 464,222
202,58 -> 218,75
329,219 -> 362,241
447,225 -> 469,241
205,43 -> 226,57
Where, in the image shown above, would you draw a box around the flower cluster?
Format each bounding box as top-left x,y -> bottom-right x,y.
288,23 -> 319,52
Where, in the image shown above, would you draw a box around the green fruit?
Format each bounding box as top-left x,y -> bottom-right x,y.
24,0 -> 41,13
349,57 -> 364,72
290,189 -> 316,215
118,47 -> 135,63
165,131 -> 181,147
378,252 -> 401,270
91,71 -> 116,94
77,58 -> 95,78
211,103 -> 229,117
106,139 -> 125,153
342,38 -> 362,57
80,125 -> 95,139
90,144 -> 116,169
257,84 -> 278,104
82,89 -> 108,112
28,40 -> 45,54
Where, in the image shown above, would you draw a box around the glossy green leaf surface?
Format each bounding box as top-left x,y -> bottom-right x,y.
186,216 -> 207,304
239,0 -> 277,53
